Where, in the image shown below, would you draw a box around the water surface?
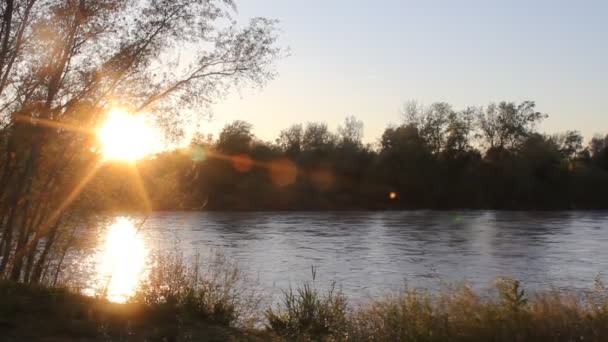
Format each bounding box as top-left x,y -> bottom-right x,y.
82,211 -> 608,301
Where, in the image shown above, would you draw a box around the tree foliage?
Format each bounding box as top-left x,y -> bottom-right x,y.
97,104 -> 608,212
0,0 -> 281,283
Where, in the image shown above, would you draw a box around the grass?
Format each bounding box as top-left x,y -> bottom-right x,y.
345,279 -> 608,341
132,248 -> 263,328
0,248 -> 275,341
265,277 -> 608,341
0,280 -> 275,341
2,252 -> 608,341
265,281 -> 349,341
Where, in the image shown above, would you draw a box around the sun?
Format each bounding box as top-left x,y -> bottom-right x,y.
97,109 -> 162,161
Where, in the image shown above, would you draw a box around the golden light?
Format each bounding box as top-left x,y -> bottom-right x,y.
92,217 -> 147,303
311,168 -> 334,192
389,191 -> 398,200
97,109 -> 163,161
270,158 -> 298,187
232,154 -> 254,173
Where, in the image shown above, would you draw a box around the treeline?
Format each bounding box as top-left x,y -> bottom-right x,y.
92,101 -> 608,211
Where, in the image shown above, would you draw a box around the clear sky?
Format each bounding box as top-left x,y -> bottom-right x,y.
208,0 -> 607,144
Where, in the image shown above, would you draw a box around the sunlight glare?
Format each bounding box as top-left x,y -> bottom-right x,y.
97,109 -> 162,161
95,217 -> 147,303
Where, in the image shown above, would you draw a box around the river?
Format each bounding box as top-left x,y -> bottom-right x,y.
75,211 -> 608,302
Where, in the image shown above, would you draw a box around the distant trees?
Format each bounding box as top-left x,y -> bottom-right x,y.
403,101 -> 453,153
302,122 -> 336,153
553,131 -> 584,160
477,101 -> 547,150
114,102 -> 608,212
337,115 -> 364,147
588,135 -> 608,170
378,124 -> 434,206
277,124 -> 303,156
217,120 -> 254,154
401,101 -> 477,157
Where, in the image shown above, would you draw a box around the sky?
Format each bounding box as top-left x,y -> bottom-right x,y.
206,0 -> 607,144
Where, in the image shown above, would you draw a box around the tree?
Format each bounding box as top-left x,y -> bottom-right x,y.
277,123 -> 303,156
444,107 -> 476,157
589,135 -> 608,170
73,100 -> 608,212
379,124 -> 435,207
477,101 -> 547,151
337,115 -> 363,147
0,0 -> 281,282
552,130 -> 583,160
402,101 -> 452,154
302,122 -> 335,152
216,120 -> 254,154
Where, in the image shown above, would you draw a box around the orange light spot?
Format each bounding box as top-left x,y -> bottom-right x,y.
232,154 -> 253,173
389,191 -> 397,200
311,168 -> 334,192
270,158 -> 297,187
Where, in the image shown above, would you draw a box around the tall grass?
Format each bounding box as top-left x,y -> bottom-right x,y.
0,249 -> 270,341
265,281 -> 349,341
132,247 -> 264,328
266,277 -> 608,341
4,248 -> 608,341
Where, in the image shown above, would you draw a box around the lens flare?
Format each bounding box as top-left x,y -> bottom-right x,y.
232,154 -> 254,173
270,158 -> 297,187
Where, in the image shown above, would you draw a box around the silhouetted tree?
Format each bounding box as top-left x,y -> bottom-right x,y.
403,101 -> 452,154
277,124 -> 303,157
337,115 -> 364,147
589,135 -> 608,170
379,124 -> 435,207
552,131 -> 584,160
135,101 -> 606,211
0,0 -> 281,282
217,120 -> 254,154
302,122 -> 336,152
478,101 -> 547,150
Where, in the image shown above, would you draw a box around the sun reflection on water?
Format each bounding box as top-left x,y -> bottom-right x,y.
92,217 -> 148,303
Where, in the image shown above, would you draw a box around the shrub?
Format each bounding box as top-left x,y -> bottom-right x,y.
265,280 -> 348,341
264,277 -> 608,341
131,248 -> 263,328
343,278 -> 608,342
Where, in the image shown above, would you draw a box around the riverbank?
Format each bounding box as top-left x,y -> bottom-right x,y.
0,281 -> 274,341
2,278 -> 608,341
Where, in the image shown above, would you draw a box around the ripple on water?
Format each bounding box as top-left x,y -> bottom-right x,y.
73,211 -> 608,302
